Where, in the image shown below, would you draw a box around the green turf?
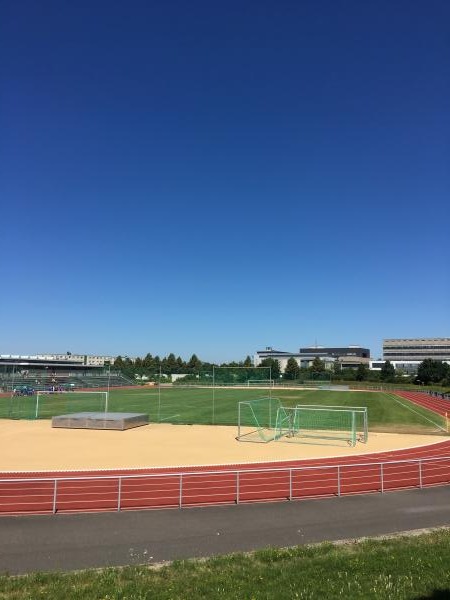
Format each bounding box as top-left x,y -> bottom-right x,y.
0,387 -> 447,434
2,392 -> 108,420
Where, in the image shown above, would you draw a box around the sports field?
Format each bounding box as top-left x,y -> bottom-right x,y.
1,386 -> 447,434
1,388 -> 449,511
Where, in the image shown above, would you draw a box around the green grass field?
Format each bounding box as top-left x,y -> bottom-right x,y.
1,529 -> 449,599
0,386 -> 447,434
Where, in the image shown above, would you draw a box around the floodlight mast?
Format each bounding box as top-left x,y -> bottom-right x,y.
158,365 -> 162,422
106,362 -> 111,412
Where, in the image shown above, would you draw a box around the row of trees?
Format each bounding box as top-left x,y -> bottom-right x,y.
114,353 -> 254,380
286,357 -> 450,385
113,354 -> 450,387
345,359 -> 450,385
416,359 -> 450,385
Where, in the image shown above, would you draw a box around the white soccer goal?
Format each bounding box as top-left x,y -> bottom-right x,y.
293,405 -> 368,443
275,405 -> 368,446
246,379 -> 275,387
35,390 -> 109,419
237,397 -> 282,442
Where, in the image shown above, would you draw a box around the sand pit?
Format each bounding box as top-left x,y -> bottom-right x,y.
0,419 -> 448,472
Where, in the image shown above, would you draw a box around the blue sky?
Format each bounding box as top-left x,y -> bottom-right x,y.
1,0 -> 449,362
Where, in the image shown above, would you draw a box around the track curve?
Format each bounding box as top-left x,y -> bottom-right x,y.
1,392 -> 449,515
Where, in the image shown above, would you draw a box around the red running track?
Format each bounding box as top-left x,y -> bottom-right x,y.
394,390 -> 450,418
1,393 -> 450,515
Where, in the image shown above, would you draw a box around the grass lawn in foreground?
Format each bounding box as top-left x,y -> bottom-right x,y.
1,529 -> 449,599
0,387 -> 447,434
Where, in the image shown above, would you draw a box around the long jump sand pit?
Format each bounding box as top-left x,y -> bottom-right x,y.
0,419 -> 448,472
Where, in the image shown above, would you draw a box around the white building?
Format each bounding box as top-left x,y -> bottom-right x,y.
254,347 -> 335,372
378,338 -> 450,374
0,353 -> 117,368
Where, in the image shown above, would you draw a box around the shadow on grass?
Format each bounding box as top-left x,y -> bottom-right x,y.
415,591 -> 450,599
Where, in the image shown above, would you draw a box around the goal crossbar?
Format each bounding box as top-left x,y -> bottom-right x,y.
274,405 -> 368,446
295,405 -> 368,443
246,379 -> 275,387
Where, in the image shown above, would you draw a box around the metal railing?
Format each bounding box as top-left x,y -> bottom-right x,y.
1,455 -> 449,515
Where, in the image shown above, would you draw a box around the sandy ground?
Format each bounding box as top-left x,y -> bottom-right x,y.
0,420 -> 448,472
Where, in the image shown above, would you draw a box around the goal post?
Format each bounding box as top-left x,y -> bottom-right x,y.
292,405 -> 368,443
237,397 -> 285,442
246,379 -> 275,387
275,405 -> 368,446
301,371 -> 333,388
35,391 -> 109,419
212,365 -> 273,387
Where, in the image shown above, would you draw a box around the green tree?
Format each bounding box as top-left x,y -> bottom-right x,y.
368,369 -> 381,382
380,360 -> 396,382
284,357 -> 300,380
142,353 -> 154,370
187,354 -> 202,370
311,356 -> 326,373
118,356 -> 134,379
259,358 -> 281,379
163,353 -> 178,373
417,359 -> 450,385
243,355 -> 253,367
333,359 -> 342,377
340,368 -> 356,381
355,363 -> 368,381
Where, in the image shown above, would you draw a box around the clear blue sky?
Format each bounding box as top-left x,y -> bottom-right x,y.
1,0 -> 449,362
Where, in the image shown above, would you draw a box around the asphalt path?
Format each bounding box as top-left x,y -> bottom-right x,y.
1,486 -> 450,575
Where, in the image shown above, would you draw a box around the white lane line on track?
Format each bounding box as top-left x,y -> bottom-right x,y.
385,393 -> 447,433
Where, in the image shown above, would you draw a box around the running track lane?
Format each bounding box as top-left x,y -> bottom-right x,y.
1,393 -> 450,515
394,390 -> 450,418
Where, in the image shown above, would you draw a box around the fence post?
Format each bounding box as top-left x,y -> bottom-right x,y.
179,474 -> 183,508
52,480 -> 58,514
419,460 -> 423,489
380,463 -> 384,493
117,477 -> 122,512
337,466 -> 341,497
236,471 -> 240,504
289,469 -> 292,501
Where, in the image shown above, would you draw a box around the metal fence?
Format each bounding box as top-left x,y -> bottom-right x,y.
1,455 -> 450,515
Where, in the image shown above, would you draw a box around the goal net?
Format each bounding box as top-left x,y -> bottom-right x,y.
275,405 -> 368,446
213,366 -> 273,387
34,391 -> 109,419
237,397 -> 284,442
302,373 -> 332,386
246,379 -> 274,387
292,405 -> 368,443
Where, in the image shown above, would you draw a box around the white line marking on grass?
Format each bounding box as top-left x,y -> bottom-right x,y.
159,414 -> 181,422
125,391 -> 159,396
384,393 -> 447,433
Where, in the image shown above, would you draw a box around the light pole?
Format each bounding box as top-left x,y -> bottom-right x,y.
106,361 -> 111,412
158,365 -> 162,422
212,365 -> 215,424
